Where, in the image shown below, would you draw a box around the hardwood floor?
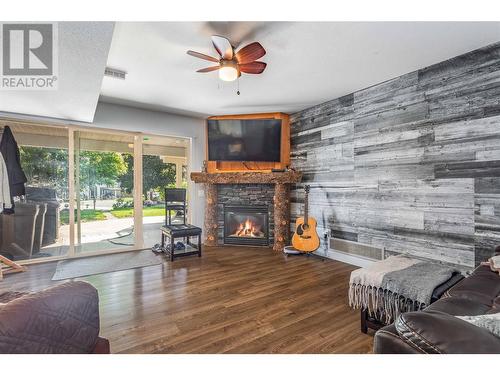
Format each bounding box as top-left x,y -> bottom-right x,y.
0,246 -> 374,353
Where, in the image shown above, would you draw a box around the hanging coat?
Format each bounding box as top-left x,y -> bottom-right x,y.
0,153 -> 12,213
0,126 -> 27,203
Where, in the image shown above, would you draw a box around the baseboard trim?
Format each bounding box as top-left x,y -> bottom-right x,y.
317,248 -> 376,268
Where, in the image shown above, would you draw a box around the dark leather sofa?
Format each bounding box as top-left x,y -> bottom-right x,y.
0,281 -> 110,354
374,264 -> 500,353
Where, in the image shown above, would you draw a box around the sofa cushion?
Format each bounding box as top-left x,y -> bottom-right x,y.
0,281 -> 100,354
444,265 -> 500,306
426,297 -> 492,316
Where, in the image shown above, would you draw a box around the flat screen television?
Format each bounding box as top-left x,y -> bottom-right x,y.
207,119 -> 282,162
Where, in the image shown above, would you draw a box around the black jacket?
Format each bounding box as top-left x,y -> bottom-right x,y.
0,126 -> 27,200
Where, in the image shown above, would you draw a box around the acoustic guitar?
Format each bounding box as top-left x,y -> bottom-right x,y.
292,185 -> 320,252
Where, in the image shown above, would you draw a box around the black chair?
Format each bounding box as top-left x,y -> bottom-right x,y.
160,188 -> 202,261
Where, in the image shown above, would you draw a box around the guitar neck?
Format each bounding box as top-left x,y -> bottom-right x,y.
304,191 -> 309,225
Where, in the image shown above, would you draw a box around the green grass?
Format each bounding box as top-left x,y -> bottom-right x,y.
60,209 -> 107,225
59,205 -> 167,223
110,206 -> 166,219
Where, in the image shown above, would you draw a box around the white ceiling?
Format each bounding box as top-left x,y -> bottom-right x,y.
101,22 -> 500,118
1,22 -> 499,122
0,22 -> 114,123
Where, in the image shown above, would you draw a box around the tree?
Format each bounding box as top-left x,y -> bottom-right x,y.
79,151 -> 127,188
20,146 -> 175,202
119,154 -> 176,199
119,154 -> 134,194
79,151 -> 128,209
20,146 -> 128,201
20,146 -> 69,198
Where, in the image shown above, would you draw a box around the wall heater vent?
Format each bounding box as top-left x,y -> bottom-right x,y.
104,67 -> 127,80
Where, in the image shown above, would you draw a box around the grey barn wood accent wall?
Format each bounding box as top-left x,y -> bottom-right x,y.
290,42 -> 500,268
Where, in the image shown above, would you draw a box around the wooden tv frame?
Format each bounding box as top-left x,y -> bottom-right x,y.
206,112 -> 290,173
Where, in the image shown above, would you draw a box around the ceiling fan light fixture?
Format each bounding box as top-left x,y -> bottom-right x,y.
218,60 -> 238,82
187,36 -> 266,83
219,66 -> 238,82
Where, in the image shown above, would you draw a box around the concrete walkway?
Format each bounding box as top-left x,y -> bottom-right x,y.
44,215 -> 169,256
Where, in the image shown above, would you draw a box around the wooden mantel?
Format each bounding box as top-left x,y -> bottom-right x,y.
191,171 -> 302,252
191,171 -> 302,184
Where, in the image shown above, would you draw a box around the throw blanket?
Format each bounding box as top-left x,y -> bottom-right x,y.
457,312 -> 500,338
489,255 -> 500,275
349,255 -> 457,324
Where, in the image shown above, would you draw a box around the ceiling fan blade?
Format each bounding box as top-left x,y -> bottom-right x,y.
187,50 -> 219,63
239,61 -> 267,74
211,35 -> 233,60
197,66 -> 220,73
235,42 -> 266,64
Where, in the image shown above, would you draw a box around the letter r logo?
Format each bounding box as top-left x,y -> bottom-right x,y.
2,24 -> 53,76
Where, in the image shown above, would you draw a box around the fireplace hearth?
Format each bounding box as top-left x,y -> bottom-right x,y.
224,205 -> 269,246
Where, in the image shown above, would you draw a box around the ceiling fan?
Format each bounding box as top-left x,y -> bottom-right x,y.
187,35 -> 267,82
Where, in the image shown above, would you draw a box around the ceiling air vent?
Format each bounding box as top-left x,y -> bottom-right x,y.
104,67 -> 127,80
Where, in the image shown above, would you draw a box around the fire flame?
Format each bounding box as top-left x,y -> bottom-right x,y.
231,217 -> 264,238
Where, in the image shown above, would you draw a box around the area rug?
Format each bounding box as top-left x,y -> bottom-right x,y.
52,250 -> 164,280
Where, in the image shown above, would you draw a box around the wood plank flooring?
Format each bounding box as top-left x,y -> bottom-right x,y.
0,247 -> 373,353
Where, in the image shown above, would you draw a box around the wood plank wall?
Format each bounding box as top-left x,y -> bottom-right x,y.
290,42 -> 500,268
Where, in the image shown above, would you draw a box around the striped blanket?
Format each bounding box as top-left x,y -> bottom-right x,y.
348,255 -> 458,324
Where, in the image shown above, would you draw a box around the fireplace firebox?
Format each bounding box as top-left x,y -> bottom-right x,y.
223,205 -> 269,246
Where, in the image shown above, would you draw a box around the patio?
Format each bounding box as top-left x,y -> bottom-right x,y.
43,213 -> 184,257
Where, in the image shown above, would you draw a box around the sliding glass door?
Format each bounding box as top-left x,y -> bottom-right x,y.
73,130 -> 137,255
141,136 -> 188,248
0,119 -> 190,263
2,124 -> 70,261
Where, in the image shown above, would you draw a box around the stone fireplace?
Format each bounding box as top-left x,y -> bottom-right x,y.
190,171 -> 302,251
218,184 -> 274,246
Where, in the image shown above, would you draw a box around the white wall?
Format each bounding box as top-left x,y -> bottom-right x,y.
92,102 -> 206,228
0,101 -> 206,229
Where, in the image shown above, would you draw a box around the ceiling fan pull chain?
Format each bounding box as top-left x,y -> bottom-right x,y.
237,78 -> 240,96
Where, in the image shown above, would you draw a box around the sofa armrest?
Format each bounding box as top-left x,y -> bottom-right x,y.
0,281 -> 101,354
395,310 -> 500,354
374,323 -> 424,354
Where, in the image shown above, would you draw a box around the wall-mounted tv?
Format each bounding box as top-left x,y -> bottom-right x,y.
207,119 -> 282,162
